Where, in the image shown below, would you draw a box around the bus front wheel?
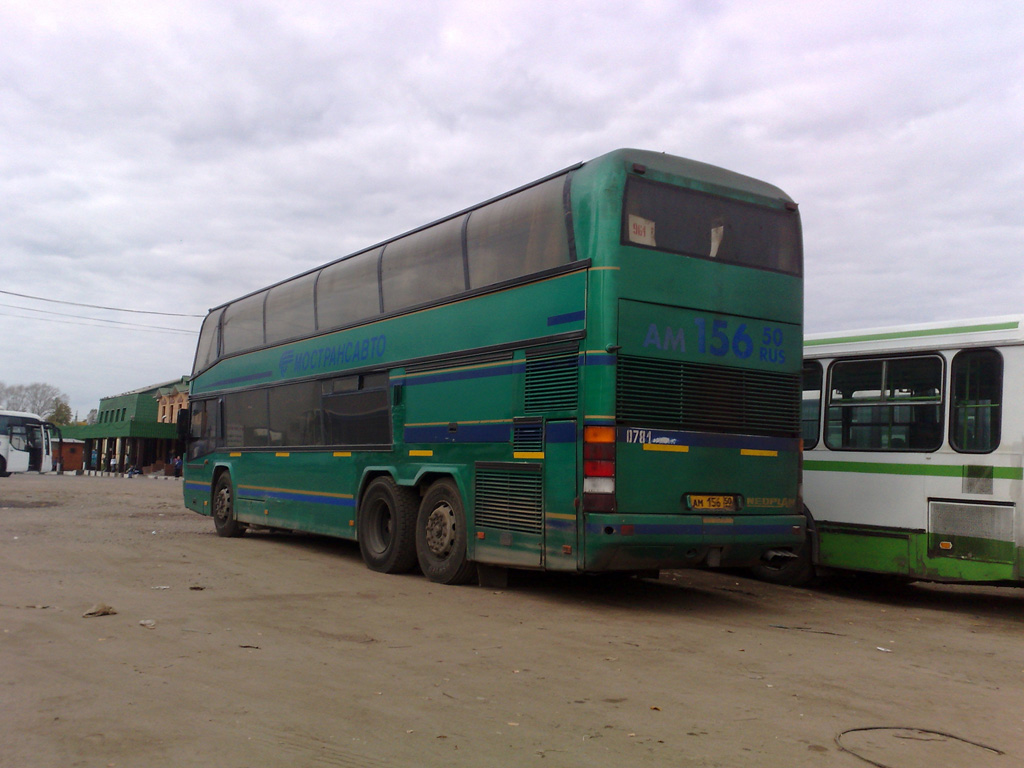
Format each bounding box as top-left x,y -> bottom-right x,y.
212,473 -> 247,538
358,477 -> 418,573
416,479 -> 477,585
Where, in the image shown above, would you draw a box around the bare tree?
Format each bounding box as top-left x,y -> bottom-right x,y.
0,381 -> 70,416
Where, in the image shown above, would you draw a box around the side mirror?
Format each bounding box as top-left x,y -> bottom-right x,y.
177,409 -> 191,442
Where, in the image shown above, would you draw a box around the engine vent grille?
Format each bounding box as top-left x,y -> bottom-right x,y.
513,420 -> 544,453
616,356 -> 800,437
474,463 -> 543,535
524,351 -> 578,414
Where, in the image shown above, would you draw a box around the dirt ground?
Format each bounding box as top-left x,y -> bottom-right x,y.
1,474 -> 1021,768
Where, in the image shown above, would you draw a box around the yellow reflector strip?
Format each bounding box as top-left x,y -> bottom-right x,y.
514,451 -> 545,459
741,449 -> 778,457
584,426 -> 615,443
229,452 -> 242,457
642,444 -> 689,453
546,512 -> 576,521
333,451 -> 352,457
275,452 -> 290,458
704,517 -> 735,524
409,449 -> 433,457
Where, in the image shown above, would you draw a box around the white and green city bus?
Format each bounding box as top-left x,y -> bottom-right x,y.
763,317 -> 1023,585
0,410 -> 59,477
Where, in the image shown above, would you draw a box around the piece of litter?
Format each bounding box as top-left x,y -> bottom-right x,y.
83,604 -> 117,617
139,619 -> 156,629
876,647 -> 893,653
151,586 -> 171,590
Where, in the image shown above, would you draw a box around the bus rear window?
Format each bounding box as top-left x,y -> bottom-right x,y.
622,176 -> 802,276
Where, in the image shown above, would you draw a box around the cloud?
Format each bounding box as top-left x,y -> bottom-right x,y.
1,0 -> 1022,415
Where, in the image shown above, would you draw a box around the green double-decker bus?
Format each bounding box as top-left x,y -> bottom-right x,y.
182,149 -> 805,585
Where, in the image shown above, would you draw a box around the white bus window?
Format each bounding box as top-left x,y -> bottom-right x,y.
826,356 -> 943,451
802,361 -> 822,449
950,349 -> 1002,453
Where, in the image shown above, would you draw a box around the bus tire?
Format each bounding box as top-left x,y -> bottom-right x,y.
751,547 -> 815,586
212,472 -> 246,538
358,477 -> 418,574
416,479 -> 477,585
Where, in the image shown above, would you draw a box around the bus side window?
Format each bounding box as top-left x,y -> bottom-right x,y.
268,381 -> 322,447
225,390 -> 270,448
317,248 -> 383,332
221,292 -> 268,356
950,349 -> 1002,453
826,356 -> 943,452
9,425 -> 28,452
466,176 -> 571,288
322,373 -> 391,447
801,361 -> 822,449
188,400 -> 222,460
265,273 -> 316,346
381,217 -> 466,313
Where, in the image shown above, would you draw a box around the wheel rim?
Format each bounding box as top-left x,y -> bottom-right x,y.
424,501 -> 456,559
214,484 -> 231,523
365,500 -> 394,555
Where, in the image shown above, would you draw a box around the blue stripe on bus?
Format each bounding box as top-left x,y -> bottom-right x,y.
545,422 -> 577,443
547,310 -> 585,326
616,428 -> 799,453
204,371 -> 274,389
397,351 -> 615,389
239,486 -> 356,507
404,423 -> 512,443
399,362 -> 525,387
185,481 -> 210,492
545,518 -> 577,531
585,523 -> 797,536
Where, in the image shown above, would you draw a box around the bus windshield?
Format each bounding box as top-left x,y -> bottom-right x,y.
622,176 -> 802,276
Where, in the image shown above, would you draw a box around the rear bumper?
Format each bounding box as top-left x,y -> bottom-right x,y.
582,512 -> 806,571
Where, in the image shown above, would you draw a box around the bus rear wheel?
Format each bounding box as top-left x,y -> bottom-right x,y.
416,479 -> 477,585
212,473 -> 247,538
358,477 -> 418,573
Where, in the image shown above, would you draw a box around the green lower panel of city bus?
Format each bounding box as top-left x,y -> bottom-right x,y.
817,522 -> 1022,584
583,512 -> 806,570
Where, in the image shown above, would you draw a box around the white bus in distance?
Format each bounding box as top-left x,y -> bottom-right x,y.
757,316 -> 1023,586
0,410 -> 60,477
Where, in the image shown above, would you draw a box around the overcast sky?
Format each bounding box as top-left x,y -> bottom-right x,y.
2,0 -> 1022,418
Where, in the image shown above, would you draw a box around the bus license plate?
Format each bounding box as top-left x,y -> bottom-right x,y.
689,495 -> 737,512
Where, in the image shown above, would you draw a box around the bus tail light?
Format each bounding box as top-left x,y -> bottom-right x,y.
582,426 -> 616,512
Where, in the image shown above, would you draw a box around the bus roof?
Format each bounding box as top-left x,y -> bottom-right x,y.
805,315 -> 1024,356
0,409 -> 46,420
204,148 -> 796,315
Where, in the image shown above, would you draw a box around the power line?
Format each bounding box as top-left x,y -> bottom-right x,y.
0,289 -> 205,318
0,301 -> 198,333
0,309 -> 197,335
